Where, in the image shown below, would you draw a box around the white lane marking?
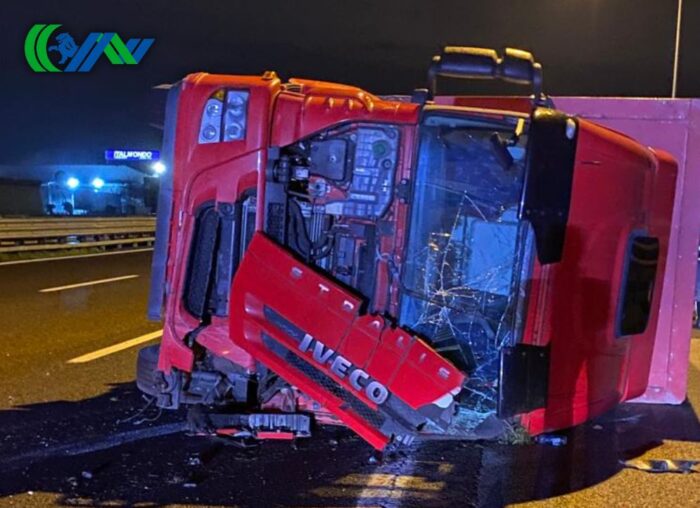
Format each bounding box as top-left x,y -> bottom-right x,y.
67,330 -> 163,364
39,274 -> 140,293
0,248 -> 153,267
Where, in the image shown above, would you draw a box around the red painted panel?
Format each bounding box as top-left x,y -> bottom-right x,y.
271,81 -> 419,147
229,233 -> 465,449
555,97 -> 698,405
157,73 -> 281,373
520,114 -> 677,435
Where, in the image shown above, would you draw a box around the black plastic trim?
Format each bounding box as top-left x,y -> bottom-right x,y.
615,232 -> 660,337
498,343 -> 550,418
519,108 -> 578,265
147,82 -> 181,321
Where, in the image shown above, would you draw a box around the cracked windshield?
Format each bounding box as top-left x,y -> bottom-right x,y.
399,113 -> 534,426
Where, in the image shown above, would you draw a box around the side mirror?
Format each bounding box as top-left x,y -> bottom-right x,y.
519,108 -> 578,264
427,46 -> 545,104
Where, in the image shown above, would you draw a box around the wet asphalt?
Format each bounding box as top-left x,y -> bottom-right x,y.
0,250 -> 698,507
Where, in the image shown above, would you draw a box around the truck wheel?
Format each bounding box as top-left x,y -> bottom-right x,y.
136,345 -> 162,397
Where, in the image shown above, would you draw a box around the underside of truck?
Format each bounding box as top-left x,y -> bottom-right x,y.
138,47 -> 676,450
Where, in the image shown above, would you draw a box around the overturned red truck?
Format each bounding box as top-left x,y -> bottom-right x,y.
137,47 -> 677,450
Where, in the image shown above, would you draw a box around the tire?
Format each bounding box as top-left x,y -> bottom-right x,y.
136,345 -> 162,396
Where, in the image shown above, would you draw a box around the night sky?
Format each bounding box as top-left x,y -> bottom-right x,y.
0,0 -> 696,165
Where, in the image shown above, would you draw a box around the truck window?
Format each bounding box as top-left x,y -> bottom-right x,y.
398,113 -> 534,414
617,234 -> 660,336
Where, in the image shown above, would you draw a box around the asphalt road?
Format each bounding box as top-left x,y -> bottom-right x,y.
0,250 -> 698,507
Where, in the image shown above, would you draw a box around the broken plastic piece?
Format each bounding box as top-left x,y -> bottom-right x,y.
256,431 -> 296,440
622,459 -> 699,474
209,412 -> 311,439
534,434 -> 568,447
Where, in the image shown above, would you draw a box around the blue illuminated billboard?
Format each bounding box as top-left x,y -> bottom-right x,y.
105,149 -> 161,161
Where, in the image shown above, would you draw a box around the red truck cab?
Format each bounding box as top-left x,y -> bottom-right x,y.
138,47 -> 677,450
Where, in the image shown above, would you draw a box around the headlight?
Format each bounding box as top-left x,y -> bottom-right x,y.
198,89 -> 249,144
223,90 -> 249,141
198,96 -> 223,144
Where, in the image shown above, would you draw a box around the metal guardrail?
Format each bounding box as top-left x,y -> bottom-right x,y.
0,217 -> 156,253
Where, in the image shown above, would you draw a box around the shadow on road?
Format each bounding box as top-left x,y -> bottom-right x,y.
0,376 -> 698,507
479,399 -> 700,506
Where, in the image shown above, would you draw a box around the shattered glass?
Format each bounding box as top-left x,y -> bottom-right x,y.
398,113 -> 535,429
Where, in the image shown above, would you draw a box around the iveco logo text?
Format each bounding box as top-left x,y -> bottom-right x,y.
298,334 -> 389,405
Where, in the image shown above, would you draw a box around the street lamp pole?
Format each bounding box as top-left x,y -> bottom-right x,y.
672,0 -> 683,98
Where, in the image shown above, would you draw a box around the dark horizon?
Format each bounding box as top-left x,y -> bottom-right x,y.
0,0 -> 696,165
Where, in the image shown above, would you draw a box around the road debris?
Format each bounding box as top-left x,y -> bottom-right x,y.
368,452 -> 381,465
534,434 -> 568,447
622,459 -> 699,474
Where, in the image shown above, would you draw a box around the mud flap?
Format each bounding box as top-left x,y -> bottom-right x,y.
230,233 -> 466,449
